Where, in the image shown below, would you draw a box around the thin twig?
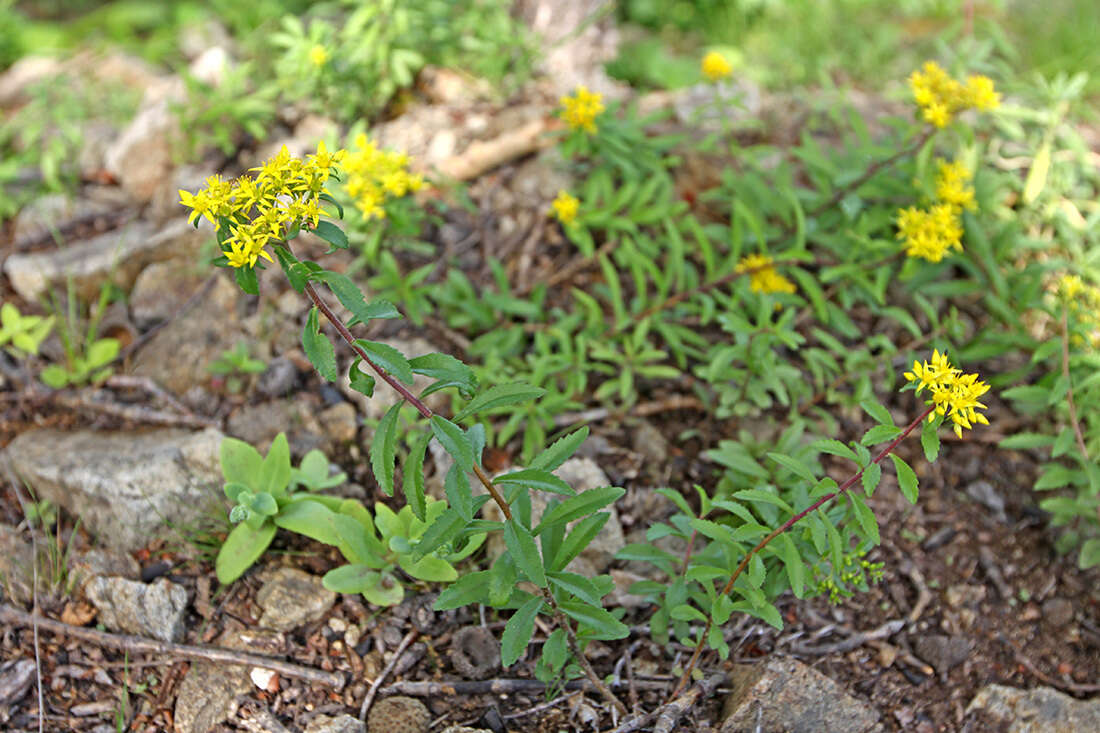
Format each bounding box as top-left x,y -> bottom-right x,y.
381,678 -> 670,696
788,619 -> 904,655
997,633 -> 1100,693
359,629 -> 419,721
501,690 -> 582,720
611,672 -> 725,733
49,390 -> 219,429
105,374 -> 193,416
1060,310 -> 1090,463
671,405 -> 935,697
0,605 -> 346,689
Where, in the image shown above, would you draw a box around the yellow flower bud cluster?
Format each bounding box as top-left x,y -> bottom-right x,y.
342,133 -> 425,221
550,190 -> 579,225
179,142 -> 344,269
735,253 -> 797,295
897,158 -> 975,262
904,349 -> 990,438
909,61 -> 1000,128
701,51 -> 733,81
559,85 -> 605,134
1055,274 -> 1100,348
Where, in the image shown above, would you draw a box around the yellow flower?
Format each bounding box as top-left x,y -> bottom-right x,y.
179,188 -> 213,226
909,61 -> 999,128
904,350 -> 990,438
934,159 -> 976,211
701,51 -> 732,81
896,204 -> 963,262
341,134 -> 423,221
735,253 -> 797,295
1058,274 -> 1085,301
309,45 -> 328,67
559,86 -> 605,134
551,190 -> 579,225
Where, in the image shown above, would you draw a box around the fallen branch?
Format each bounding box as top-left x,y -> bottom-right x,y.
0,604 -> 345,690
381,677 -> 670,697
359,629 -> 418,721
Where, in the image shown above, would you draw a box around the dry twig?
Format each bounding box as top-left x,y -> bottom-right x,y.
359,629 -> 418,721
610,672 -> 726,733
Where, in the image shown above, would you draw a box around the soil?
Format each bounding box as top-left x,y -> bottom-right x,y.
2,72 -> 1098,733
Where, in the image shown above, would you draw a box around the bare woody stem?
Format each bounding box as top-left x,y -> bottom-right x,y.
670,403 -> 936,698
545,588 -> 628,715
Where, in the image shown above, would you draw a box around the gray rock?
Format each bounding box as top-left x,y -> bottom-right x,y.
0,523 -> 40,604
257,357 -> 299,397
1041,597 -> 1075,629
226,399 -> 325,456
4,218 -> 206,303
720,657 -> 883,733
11,189 -> 125,249
913,634 -> 970,675
0,658 -> 36,707
173,659 -> 251,733
483,457 -> 625,574
129,260 -> 209,328
3,427 -> 223,551
131,273 -> 244,395
68,548 -> 141,595
255,567 -> 336,631
84,576 -> 188,642
104,91 -> 180,202
367,696 -> 430,733
965,480 -> 1008,523
319,402 -> 358,443
967,684 -> 1100,732
306,713 -> 366,733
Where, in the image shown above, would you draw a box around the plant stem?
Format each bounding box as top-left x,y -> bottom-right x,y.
1060,310 -> 1089,463
301,279 -> 514,520
669,403 -> 935,698
544,588 -> 627,715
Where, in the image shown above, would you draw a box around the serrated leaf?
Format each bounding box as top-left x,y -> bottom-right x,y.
861,424 -> 902,446
504,519 -> 546,587
403,432 -> 430,521
412,508 -> 464,561
767,452 -> 817,482
370,404 -> 401,496
302,307 -> 337,381
501,596 -> 542,667
861,461 -> 882,496
431,415 -> 475,470
889,454 -> 919,503
348,359 -> 375,398
812,439 -> 859,463
848,493 -> 880,545
354,339 -> 414,384
454,383 -> 546,422
670,604 -> 708,622
861,400 -> 894,426
553,513 -> 609,571
777,533 -> 805,597
445,463 -> 474,521
529,427 -> 590,473
534,487 -> 625,535
495,468 -> 576,496
548,571 -> 607,606
559,599 -> 629,640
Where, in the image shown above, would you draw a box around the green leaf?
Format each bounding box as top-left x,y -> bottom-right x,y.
889,455 -> 919,504
302,307 -> 337,381
221,437 -> 263,488
318,192 -> 344,219
861,424 -> 902,446
322,564 -> 380,594
312,220 -> 349,250
235,265 -> 259,295
362,571 -> 405,607
215,520 -> 276,584
861,400 -> 894,426
430,415 -> 475,471
670,604 -> 708,623
553,513 -> 610,571
274,499 -> 339,545
776,533 -> 805,597
529,427 -> 590,473
548,571 -> 607,606
412,508 -> 464,560
501,597 -> 542,667
534,487 -> 625,535
331,513 -> 385,567
398,554 -> 458,583
812,439 -> 859,463
921,418 -> 940,462
409,353 -> 477,398
767,452 -> 817,483
861,462 -> 882,496
445,463 -> 474,521
998,433 -> 1055,451
354,339 -> 414,385
348,359 -> 375,398
731,489 -> 794,514
494,468 -> 576,496
454,383 -> 546,422
249,492 -> 278,516
848,493 -> 880,545
1078,539 -> 1100,569
258,433 -> 291,497
370,404 -> 401,496
504,519 -> 547,587
403,432 -> 430,522
559,599 -> 629,640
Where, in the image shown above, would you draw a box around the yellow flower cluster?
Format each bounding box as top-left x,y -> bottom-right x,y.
701,51 -> 732,81
909,61 -> 1000,128
559,86 -> 605,134
179,142 -> 344,269
309,44 -> 328,67
1055,274 -> 1100,348
550,190 -> 579,225
897,158 -> 974,262
342,133 -> 424,221
736,253 -> 797,295
904,349 -> 990,438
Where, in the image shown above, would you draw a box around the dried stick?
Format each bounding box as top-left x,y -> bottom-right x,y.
0,604 -> 346,690
50,390 -> 219,429
359,629 -> 418,721
671,405 -> 935,697
381,678 -> 670,697
788,619 -> 904,655
438,118 -> 556,181
611,672 -> 725,733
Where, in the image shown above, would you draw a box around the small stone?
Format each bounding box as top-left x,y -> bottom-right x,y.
68,548 -> 141,593
319,402 -> 358,443
1041,597 -> 1075,629
306,714 -> 366,733
84,576 -> 188,642
967,684 -> 1100,731
129,260 -> 207,328
0,523 -> 40,604
257,357 -> 299,397
913,635 -> 970,675
0,659 -> 36,707
631,419 -> 670,465
944,584 -> 986,610
256,568 -> 336,631
173,661 -> 250,733
450,626 -> 499,680
368,696 -> 430,733
720,657 -> 882,733
105,92 -> 180,202
328,617 -> 348,633
249,667 -> 277,691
